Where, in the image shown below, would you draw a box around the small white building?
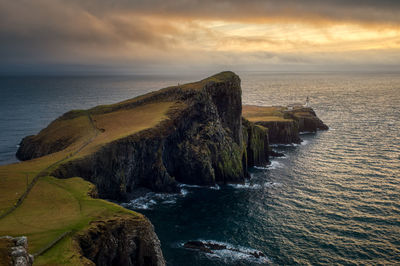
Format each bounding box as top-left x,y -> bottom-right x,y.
305,96 -> 310,107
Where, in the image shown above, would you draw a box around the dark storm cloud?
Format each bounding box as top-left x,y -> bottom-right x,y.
0,0 -> 399,73
72,0 -> 400,24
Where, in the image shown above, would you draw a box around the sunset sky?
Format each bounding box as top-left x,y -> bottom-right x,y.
1,0 -> 400,74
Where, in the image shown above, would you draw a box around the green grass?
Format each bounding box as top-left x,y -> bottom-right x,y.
0,101 -> 172,265
242,105 -> 293,122
0,72 -> 238,265
0,175 -> 141,265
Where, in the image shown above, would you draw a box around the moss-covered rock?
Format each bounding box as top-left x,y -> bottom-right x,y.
254,120 -> 301,144
242,118 -> 269,166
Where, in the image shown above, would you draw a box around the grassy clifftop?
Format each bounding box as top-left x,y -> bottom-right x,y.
0,71 -> 240,265
242,105 -> 292,122
242,105 -> 328,144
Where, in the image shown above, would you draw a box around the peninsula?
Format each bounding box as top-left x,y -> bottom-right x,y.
0,72 -> 327,265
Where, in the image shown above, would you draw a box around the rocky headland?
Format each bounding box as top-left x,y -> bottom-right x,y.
1,71 -> 327,265
16,72 -> 270,200
242,105 -> 328,144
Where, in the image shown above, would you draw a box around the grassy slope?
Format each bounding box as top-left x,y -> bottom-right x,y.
0,102 -> 175,265
0,72 -> 236,264
242,105 -> 293,122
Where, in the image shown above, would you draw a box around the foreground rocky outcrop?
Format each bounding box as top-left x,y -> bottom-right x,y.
17,72 -> 269,200
76,215 -> 165,266
0,236 -> 34,266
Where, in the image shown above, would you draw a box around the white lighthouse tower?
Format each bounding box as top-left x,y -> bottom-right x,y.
305,96 -> 310,107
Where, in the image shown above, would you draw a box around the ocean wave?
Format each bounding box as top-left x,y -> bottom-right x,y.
228,181 -> 281,190
181,240 -> 270,264
210,184 -> 221,190
254,160 -> 284,170
270,143 -> 300,147
299,131 -> 314,135
121,189 -> 188,210
264,181 -> 282,188
179,183 -> 202,188
301,140 -> 310,145
179,183 -> 221,190
228,183 -> 262,189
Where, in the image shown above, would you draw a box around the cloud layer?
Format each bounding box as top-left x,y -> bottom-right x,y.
1,0 -> 399,73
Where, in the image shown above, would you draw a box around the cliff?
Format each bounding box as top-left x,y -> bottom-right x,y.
16,72 -> 268,200
285,107 -> 329,132
1,72 -> 271,265
242,105 -> 328,144
76,215 -> 164,266
0,173 -> 165,266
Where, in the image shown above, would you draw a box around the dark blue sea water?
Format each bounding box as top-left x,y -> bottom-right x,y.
1,72 -> 399,265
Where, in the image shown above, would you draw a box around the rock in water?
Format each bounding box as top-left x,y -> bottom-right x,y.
183,240 -> 266,259
183,241 -> 213,253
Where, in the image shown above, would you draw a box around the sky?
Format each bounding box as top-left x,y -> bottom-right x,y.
1,0 -> 400,74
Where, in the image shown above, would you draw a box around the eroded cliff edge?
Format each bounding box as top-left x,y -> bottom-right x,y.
242,105 -> 328,144
17,72 -> 269,200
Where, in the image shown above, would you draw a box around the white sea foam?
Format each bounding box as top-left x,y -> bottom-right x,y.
182,240 -> 270,264
179,183 -> 221,190
264,182 -> 282,188
271,143 -> 300,147
210,184 -> 221,190
180,188 -> 189,196
299,131 -> 314,135
301,140 -> 310,145
281,154 -> 289,159
121,188 -> 188,210
254,160 -> 284,170
228,183 -> 262,189
179,183 -> 202,188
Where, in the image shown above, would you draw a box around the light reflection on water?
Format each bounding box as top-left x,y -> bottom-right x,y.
0,72 -> 399,265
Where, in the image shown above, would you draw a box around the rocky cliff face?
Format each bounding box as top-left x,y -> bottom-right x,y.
242,118 -> 269,168
254,120 -> 301,144
285,107 -> 329,132
17,72 -> 269,200
76,215 -> 165,266
243,106 -> 328,144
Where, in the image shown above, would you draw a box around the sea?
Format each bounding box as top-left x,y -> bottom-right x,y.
0,72 -> 399,265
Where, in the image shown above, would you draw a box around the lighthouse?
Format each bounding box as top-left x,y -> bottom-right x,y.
305,96 -> 310,107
